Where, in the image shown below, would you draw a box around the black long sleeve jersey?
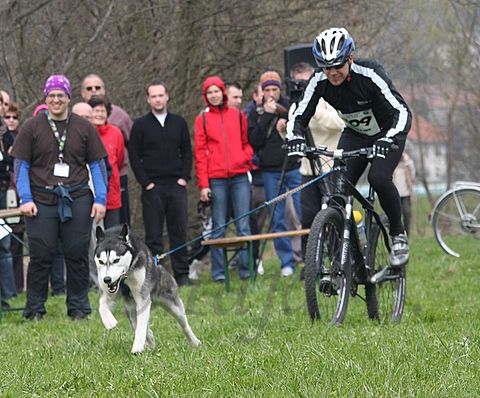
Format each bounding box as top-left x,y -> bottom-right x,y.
286,59 -> 411,141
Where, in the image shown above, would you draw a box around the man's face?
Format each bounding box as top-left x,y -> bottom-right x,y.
81,76 -> 106,101
1,91 -> 10,115
263,85 -> 281,102
72,103 -> 93,123
45,90 -> 70,118
292,71 -> 313,81
323,57 -> 352,86
147,85 -> 169,114
226,86 -> 243,109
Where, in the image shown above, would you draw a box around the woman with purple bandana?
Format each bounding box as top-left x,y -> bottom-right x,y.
11,74 -> 108,321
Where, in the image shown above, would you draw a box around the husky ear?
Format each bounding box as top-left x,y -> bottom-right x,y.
119,223 -> 129,242
96,225 -> 105,242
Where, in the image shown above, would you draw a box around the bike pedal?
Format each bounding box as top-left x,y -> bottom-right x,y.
370,267 -> 388,284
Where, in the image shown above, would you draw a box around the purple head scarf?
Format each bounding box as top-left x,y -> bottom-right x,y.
43,74 -> 71,98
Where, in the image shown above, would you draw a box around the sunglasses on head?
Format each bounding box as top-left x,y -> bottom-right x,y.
323,62 -> 347,71
85,86 -> 102,91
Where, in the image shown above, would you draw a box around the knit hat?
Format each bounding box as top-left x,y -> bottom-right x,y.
43,74 -> 71,98
260,71 -> 282,90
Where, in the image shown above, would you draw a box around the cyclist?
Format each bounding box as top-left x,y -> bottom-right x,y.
286,27 -> 411,267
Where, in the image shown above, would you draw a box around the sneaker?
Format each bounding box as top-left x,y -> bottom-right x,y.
256,260 -> 264,275
390,233 -> 409,267
189,259 -> 202,281
176,276 -> 194,287
26,313 -> 44,321
69,310 -> 88,321
281,266 -> 294,277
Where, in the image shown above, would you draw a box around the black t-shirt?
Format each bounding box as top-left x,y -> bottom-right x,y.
12,112 -> 107,204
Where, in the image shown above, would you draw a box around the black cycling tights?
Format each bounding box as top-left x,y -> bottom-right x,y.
337,130 -> 406,236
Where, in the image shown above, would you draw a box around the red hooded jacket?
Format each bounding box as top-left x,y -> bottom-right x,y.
95,123 -> 125,210
194,76 -> 253,189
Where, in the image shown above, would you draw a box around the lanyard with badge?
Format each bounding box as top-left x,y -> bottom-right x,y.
47,113 -> 70,178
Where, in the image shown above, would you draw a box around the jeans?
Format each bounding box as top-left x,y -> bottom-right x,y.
262,168 -> 302,271
209,174 -> 251,281
0,233 -> 16,300
0,190 -> 16,301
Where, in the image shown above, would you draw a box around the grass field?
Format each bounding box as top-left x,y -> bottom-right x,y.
1,237 -> 479,397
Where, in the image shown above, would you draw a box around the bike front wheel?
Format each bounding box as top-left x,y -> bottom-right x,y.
431,188 -> 480,257
304,207 -> 350,324
365,220 -> 406,322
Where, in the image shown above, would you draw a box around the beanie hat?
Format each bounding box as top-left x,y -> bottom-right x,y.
260,71 -> 282,90
43,74 -> 71,98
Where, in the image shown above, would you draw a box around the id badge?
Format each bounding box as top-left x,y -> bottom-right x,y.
54,162 -> 70,178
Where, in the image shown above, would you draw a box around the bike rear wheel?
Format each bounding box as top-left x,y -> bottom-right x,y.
432,188 -> 480,257
365,220 -> 406,322
304,207 -> 350,324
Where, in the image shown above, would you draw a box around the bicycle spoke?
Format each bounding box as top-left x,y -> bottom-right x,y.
432,188 -> 480,257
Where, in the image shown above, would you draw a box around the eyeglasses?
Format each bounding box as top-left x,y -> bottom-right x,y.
323,62 -> 347,71
3,115 -> 18,120
85,86 -> 103,91
46,93 -> 67,100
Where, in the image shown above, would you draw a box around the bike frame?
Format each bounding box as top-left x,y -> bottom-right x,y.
314,151 -> 390,283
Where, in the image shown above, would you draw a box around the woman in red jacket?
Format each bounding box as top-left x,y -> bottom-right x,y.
89,97 -> 125,229
194,76 -> 253,282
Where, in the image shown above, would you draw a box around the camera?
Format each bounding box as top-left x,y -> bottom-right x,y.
286,78 -> 309,103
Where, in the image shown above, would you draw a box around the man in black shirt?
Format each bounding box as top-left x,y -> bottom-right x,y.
129,80 -> 193,286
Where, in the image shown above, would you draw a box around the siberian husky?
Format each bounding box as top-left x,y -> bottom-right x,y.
95,224 -> 201,354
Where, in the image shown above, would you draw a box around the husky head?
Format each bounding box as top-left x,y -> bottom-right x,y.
95,224 -> 134,294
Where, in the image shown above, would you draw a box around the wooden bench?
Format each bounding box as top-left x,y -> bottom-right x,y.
0,208 -> 22,219
201,229 -> 310,292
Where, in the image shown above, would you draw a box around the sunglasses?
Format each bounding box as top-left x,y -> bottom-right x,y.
323,62 -> 347,71
85,86 -> 103,91
3,115 -> 18,120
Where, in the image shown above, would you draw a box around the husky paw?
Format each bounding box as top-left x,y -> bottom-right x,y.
101,313 -> 118,330
190,336 -> 202,347
131,342 -> 146,354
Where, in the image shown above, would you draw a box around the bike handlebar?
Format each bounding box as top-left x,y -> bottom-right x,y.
303,144 -> 399,160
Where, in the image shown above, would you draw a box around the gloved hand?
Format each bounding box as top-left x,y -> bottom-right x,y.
286,136 -> 305,157
372,137 -> 395,158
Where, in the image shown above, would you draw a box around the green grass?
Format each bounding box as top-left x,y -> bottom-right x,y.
1,237 -> 479,397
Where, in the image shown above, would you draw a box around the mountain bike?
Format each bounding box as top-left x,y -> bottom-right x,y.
302,146 -> 406,324
430,181 -> 480,258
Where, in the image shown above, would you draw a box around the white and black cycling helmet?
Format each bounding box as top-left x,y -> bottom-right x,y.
312,27 -> 355,68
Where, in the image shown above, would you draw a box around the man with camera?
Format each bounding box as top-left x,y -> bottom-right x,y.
247,71 -> 302,277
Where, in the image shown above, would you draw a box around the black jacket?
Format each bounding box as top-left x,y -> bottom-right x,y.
247,96 -> 299,172
0,130 -> 14,190
287,59 -> 411,141
128,112 -> 192,187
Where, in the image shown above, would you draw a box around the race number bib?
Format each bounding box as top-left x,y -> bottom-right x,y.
338,109 -> 381,136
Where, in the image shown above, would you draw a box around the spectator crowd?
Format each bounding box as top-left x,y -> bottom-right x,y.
0,27 -> 413,320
